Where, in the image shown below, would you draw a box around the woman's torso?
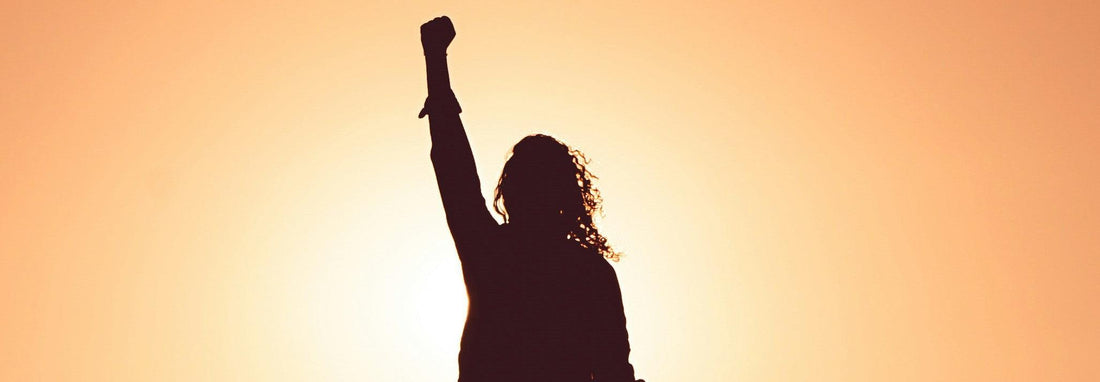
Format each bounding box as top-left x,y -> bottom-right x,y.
456,225 -> 607,382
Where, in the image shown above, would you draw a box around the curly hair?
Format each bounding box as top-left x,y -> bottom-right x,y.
493,134 -> 619,261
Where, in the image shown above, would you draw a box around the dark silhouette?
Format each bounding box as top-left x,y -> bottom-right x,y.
418,16 -> 642,382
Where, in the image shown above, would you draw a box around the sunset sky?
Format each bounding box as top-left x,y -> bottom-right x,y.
2,1 -> 1098,381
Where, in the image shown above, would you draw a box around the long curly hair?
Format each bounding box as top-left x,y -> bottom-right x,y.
493,134 -> 619,261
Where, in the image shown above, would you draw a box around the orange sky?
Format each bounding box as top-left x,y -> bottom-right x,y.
2,1 -> 1098,381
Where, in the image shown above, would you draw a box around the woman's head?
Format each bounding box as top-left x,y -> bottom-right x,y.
494,134 -> 618,260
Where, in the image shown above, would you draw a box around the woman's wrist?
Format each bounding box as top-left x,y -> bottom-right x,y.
423,47 -> 447,58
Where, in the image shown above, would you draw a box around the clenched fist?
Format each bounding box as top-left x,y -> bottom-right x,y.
420,16 -> 455,56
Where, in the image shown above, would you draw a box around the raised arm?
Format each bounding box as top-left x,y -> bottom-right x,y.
419,16 -> 497,256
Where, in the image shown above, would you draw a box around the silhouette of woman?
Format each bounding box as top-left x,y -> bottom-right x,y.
418,16 -> 641,382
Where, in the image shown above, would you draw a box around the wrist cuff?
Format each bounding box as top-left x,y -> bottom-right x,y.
417,91 -> 462,119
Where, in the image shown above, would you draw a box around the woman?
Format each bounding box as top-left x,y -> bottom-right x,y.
418,16 -> 641,382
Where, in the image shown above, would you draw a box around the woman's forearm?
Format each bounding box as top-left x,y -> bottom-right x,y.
425,53 -> 452,96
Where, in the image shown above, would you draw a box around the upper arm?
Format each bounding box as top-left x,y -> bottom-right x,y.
432,147 -> 497,253
427,103 -> 498,257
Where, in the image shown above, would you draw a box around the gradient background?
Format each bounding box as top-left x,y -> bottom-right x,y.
2,1 -> 1098,381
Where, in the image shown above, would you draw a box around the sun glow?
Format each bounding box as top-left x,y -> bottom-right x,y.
3,1 -> 1098,381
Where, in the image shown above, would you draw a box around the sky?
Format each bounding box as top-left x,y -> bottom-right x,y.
2,1 -> 1098,381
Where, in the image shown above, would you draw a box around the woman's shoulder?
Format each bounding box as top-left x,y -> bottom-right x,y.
564,242 -> 615,272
